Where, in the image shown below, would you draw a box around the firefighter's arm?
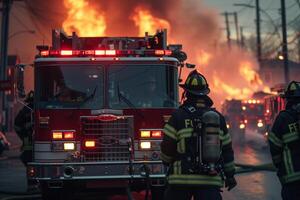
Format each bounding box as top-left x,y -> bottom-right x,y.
14,107 -> 26,134
220,116 -> 235,178
268,114 -> 284,169
160,114 -> 178,165
0,131 -> 10,146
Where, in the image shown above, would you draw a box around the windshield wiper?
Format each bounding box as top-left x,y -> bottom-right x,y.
79,86 -> 98,107
117,83 -> 145,119
117,84 -> 136,108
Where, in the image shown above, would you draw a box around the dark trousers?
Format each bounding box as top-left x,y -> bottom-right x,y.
164,185 -> 222,200
20,150 -> 33,166
282,182 -> 300,200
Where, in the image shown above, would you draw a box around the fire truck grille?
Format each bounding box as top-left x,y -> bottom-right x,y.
81,116 -> 133,162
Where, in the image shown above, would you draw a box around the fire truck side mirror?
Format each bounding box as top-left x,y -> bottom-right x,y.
186,63 -> 196,68
15,64 -> 28,98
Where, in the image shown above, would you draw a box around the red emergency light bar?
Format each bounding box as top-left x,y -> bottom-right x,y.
39,49 -> 172,57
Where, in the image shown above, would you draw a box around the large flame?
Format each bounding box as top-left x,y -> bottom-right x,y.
212,74 -> 253,100
196,50 -> 212,69
60,1 -> 269,108
239,61 -> 263,86
63,0 -> 106,36
131,6 -> 171,36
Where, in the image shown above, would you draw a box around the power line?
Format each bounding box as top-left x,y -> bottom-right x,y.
24,0 -> 50,43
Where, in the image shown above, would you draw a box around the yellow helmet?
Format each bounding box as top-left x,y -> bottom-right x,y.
179,70 -> 210,96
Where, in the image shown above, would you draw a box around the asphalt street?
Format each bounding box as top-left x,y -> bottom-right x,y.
0,130 -> 281,200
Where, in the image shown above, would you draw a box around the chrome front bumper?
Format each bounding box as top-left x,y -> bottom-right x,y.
27,160 -> 166,181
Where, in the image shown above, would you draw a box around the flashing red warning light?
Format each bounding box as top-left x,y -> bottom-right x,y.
60,50 -> 73,56
105,50 -> 116,55
40,50 -> 49,56
39,49 -> 172,57
95,50 -> 105,55
165,50 -> 172,56
155,50 -> 165,55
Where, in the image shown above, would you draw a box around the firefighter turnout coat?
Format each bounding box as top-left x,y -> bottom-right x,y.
14,102 -> 33,152
269,108 -> 300,185
160,98 -> 235,187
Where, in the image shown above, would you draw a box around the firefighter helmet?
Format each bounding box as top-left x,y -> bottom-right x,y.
25,91 -> 34,103
284,81 -> 300,99
180,70 -> 210,96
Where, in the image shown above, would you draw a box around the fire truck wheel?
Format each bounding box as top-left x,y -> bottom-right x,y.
40,183 -> 74,200
41,187 -> 62,200
151,185 -> 165,200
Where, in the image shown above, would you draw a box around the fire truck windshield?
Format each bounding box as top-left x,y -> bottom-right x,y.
108,64 -> 178,109
244,104 -> 264,115
36,65 -> 104,109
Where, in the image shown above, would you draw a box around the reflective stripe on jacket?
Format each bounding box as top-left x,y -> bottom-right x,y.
269,109 -> 300,184
160,100 -> 235,187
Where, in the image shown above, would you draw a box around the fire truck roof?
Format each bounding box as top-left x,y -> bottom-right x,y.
36,29 -> 184,60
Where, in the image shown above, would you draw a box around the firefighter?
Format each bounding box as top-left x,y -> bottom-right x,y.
14,91 -> 35,191
0,131 -> 10,157
268,81 -> 300,200
160,70 -> 236,200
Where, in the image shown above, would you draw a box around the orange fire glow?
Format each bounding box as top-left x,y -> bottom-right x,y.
63,0 -> 106,36
131,6 -> 171,36
212,74 -> 253,100
197,50 -> 212,67
239,61 -> 263,86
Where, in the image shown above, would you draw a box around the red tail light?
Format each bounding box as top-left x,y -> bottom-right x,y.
165,50 -> 172,56
52,130 -> 75,140
140,130 -> 163,138
151,130 -> 162,138
64,131 -> 74,139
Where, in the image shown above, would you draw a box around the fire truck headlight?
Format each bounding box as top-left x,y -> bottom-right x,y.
239,123 -> 246,129
85,140 -> 96,148
226,124 -> 230,129
64,142 -> 75,150
140,141 -> 151,149
257,122 -> 264,128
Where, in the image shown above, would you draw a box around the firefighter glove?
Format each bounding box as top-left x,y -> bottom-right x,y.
225,177 -> 237,191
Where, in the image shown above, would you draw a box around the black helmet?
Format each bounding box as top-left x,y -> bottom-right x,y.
25,91 -> 34,103
284,81 -> 300,99
180,70 -> 210,96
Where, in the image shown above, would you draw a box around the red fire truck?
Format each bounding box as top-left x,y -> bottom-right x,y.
221,99 -> 246,144
241,98 -> 265,134
264,84 -> 286,137
25,29 -> 188,199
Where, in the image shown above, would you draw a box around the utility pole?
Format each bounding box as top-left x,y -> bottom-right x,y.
0,0 -> 12,131
240,26 -> 245,48
281,0 -> 289,83
255,0 -> 262,63
224,12 -> 231,47
298,36 -> 300,63
234,12 -> 240,45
